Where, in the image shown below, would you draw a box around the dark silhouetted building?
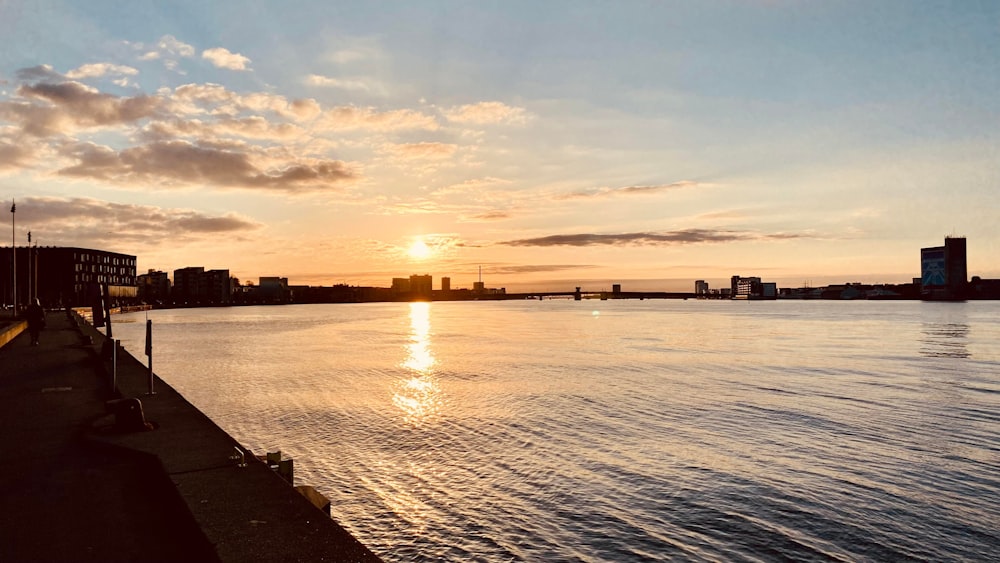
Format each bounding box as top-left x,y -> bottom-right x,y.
258,276 -> 289,302
391,277 -> 410,293
172,266 -> 233,304
921,236 -> 967,300
695,280 -> 709,295
137,269 -> 171,303
410,274 -> 432,296
1,246 -> 136,308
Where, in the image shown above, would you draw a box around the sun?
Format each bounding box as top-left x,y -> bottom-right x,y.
407,238 -> 432,260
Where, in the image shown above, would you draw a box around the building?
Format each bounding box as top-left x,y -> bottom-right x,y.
258,277 -> 289,302
137,269 -> 171,303
730,275 -> 776,300
695,280 -> 709,295
409,274 -> 432,296
172,267 -> 206,302
205,269 -> 233,304
921,236 -> 967,300
441,277 -> 451,292
172,266 -> 233,304
1,246 -> 137,308
391,278 -> 410,293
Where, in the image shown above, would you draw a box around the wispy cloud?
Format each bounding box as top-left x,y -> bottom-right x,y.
156,35 -> 196,58
557,180 -> 703,200
501,229 -> 809,247
305,74 -> 381,94
381,141 -> 457,161
461,210 -> 512,222
129,35 -> 196,71
66,63 -> 139,79
319,105 -> 439,132
202,47 -> 252,71
443,101 -> 529,125
468,263 -> 598,275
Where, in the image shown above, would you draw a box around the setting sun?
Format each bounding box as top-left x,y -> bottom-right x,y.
407,238 -> 432,260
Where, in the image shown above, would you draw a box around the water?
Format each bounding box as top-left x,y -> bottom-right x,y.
113,300 -> 1000,562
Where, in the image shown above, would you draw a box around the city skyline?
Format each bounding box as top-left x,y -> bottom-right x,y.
2,2 -> 999,292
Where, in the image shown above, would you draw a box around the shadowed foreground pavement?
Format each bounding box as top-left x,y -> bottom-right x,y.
0,312 -> 381,562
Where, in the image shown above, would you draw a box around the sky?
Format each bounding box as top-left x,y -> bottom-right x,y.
1,1 -> 998,292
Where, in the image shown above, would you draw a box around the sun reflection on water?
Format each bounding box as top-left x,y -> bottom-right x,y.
393,302 -> 442,426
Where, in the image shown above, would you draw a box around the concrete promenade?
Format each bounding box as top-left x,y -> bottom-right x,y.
0,311 -> 381,562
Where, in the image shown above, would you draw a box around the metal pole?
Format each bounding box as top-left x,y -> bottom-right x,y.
31,237 -> 37,304
112,339 -> 119,393
10,200 -> 15,316
145,319 -> 155,395
26,231 -> 31,304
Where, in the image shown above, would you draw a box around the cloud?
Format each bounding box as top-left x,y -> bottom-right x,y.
7,195 -> 261,247
141,116 -> 304,141
443,101 -> 529,125
170,83 -> 320,120
461,210 -> 511,222
15,65 -> 62,82
319,105 -> 439,132
486,264 -> 597,275
202,47 -> 252,71
3,80 -> 162,136
557,180 -> 703,200
0,139 -> 36,170
57,140 -> 357,193
433,176 -> 511,196
305,74 -> 376,92
126,35 -> 195,72
328,49 -> 369,64
382,142 -> 457,160
501,229 -> 808,247
156,35 -> 196,58
66,63 -> 139,79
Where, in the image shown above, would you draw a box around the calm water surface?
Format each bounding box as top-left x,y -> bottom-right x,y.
115,300 -> 1000,562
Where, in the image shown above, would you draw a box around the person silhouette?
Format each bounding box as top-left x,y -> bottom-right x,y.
24,298 -> 45,346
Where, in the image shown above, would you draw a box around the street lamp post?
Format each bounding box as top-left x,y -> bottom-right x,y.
10,200 -> 15,317
27,231 -> 31,305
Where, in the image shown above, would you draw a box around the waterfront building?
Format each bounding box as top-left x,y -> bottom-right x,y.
410,274 -> 432,296
695,280 -> 709,295
171,266 -> 233,304
730,275 -> 776,300
441,277 -> 451,292
921,236 -> 967,300
1,246 -> 136,308
137,269 -> 171,303
172,267 -> 206,302
391,278 -> 410,293
258,276 -> 289,302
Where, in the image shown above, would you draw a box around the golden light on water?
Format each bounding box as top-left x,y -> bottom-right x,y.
393,302 -> 442,425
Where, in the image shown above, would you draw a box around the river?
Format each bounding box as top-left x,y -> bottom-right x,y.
114,300 -> 1000,562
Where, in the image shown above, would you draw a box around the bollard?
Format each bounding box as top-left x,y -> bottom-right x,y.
105,398 -> 152,432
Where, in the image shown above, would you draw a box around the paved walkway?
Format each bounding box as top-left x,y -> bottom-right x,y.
0,312 -> 381,562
